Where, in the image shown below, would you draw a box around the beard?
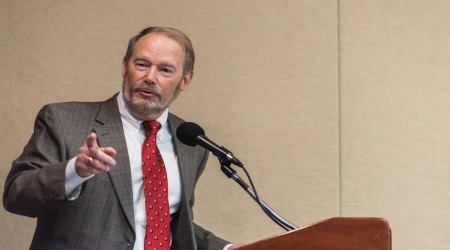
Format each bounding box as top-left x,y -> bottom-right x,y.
122,77 -> 182,117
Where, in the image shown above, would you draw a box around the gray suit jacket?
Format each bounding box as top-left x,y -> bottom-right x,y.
3,95 -> 229,250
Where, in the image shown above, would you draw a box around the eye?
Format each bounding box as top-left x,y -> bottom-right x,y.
159,66 -> 176,76
134,61 -> 149,70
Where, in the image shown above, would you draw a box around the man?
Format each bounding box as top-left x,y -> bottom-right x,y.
4,27 -> 232,250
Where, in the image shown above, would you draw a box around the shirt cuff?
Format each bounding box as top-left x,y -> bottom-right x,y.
65,157 -> 94,200
224,244 -> 234,250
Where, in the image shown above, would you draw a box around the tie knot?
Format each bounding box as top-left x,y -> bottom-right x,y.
143,120 -> 161,137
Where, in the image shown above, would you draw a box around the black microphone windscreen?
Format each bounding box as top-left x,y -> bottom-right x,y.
176,122 -> 205,146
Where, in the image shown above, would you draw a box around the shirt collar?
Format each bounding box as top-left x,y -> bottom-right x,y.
117,91 -> 170,141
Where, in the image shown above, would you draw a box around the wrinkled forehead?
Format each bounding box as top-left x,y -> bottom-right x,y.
131,33 -> 186,64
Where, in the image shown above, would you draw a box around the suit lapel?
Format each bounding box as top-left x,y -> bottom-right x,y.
168,115 -> 196,202
93,95 -> 135,232
168,114 -> 200,249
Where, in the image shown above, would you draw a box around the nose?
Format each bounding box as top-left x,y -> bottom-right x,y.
144,66 -> 158,84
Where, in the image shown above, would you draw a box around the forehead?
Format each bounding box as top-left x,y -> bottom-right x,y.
132,33 -> 185,65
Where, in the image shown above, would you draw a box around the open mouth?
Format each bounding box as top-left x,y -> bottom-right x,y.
135,88 -> 161,99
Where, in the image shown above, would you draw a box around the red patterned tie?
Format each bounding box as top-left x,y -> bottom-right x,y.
142,121 -> 170,250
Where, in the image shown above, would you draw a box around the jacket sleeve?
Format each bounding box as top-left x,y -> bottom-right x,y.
194,223 -> 230,250
3,105 -> 69,217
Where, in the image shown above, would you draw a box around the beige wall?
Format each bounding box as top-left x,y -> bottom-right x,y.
340,1 -> 450,249
0,1 -> 448,249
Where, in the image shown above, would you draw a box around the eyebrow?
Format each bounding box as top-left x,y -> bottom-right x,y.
158,63 -> 176,70
133,57 -> 150,62
134,57 -> 177,69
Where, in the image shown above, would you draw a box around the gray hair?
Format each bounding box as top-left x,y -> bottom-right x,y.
123,27 -> 195,74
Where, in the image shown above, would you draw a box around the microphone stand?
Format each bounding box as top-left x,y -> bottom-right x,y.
218,158 -> 298,231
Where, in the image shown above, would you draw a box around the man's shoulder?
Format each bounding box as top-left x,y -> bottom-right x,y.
43,100 -> 101,110
168,112 -> 185,124
44,94 -> 116,109
37,94 -> 118,120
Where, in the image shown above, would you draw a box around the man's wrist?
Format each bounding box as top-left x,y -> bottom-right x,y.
65,157 -> 94,199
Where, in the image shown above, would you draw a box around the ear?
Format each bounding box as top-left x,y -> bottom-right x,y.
121,60 -> 127,77
179,71 -> 193,91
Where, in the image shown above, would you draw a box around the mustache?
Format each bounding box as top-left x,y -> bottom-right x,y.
133,83 -> 163,98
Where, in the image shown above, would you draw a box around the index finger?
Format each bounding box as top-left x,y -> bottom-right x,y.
86,132 -> 98,149
91,149 -> 117,166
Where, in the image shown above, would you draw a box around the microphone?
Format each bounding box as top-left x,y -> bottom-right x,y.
176,122 -> 244,167
176,121 -> 298,231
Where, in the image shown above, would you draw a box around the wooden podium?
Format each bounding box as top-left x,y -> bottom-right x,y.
234,217 -> 391,250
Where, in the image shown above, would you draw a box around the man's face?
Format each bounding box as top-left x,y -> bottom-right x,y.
121,32 -> 192,120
